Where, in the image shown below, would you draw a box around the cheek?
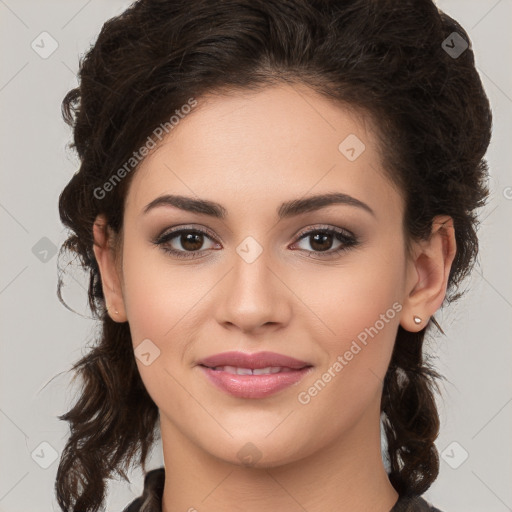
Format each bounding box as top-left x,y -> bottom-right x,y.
120,249 -> 199,407
301,238 -> 403,334
120,237 -> 199,344
301,242 -> 405,384
292,264 -> 403,441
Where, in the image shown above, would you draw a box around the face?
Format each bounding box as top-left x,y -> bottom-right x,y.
96,83 -> 431,468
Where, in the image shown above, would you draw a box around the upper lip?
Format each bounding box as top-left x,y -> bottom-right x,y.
198,351 -> 312,370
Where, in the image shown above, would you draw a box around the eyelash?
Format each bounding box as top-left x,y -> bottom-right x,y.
152,225 -> 359,260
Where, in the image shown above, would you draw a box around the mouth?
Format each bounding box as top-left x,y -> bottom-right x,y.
196,351 -> 313,399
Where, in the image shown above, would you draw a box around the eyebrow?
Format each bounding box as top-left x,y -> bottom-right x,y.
142,192 -> 375,219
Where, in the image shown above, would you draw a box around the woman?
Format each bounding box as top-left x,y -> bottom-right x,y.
55,0 -> 492,511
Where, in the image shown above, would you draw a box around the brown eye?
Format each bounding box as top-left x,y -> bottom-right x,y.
179,232 -> 205,251
292,226 -> 358,258
308,232 -> 335,252
153,225 -> 358,261
154,227 -> 219,259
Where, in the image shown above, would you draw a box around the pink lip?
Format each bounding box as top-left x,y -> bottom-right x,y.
198,350 -> 311,370
197,351 -> 313,399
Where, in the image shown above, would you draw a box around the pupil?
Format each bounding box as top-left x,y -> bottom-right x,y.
182,232 -> 203,251
310,233 -> 332,252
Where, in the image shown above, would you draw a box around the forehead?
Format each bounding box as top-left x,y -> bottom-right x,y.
125,84 -> 402,222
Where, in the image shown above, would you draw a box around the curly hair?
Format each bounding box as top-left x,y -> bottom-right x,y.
55,0 -> 492,510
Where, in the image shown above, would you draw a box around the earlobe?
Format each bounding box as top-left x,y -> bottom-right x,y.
400,215 -> 456,333
92,214 -> 127,322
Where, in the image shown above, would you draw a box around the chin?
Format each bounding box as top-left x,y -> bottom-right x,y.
202,432 -> 313,470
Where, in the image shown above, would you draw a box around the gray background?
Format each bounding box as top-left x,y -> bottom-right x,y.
0,1 -> 511,511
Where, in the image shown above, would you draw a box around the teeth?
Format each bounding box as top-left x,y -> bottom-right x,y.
211,366 -> 292,375
253,366 -> 283,375
235,366 -> 253,375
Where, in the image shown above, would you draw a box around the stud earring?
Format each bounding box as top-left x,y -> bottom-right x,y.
413,315 -> 422,325
107,303 -> 119,315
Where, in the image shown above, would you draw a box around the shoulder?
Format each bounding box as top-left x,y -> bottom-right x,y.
122,467 -> 165,512
392,494 -> 444,512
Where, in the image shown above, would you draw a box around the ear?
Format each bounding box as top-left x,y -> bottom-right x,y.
400,215 -> 457,332
92,214 -> 127,322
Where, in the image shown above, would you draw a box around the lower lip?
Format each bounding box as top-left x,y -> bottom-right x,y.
199,365 -> 313,399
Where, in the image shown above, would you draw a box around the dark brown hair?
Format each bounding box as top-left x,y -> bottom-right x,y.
55,0 -> 492,510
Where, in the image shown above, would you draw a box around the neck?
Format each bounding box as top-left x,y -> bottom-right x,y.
160,405 -> 399,512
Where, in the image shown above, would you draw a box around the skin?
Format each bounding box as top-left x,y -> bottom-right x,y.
93,83 -> 456,512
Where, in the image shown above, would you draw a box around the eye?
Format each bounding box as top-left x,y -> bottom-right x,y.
153,224 -> 359,260
153,227 -> 219,260
291,225 -> 359,258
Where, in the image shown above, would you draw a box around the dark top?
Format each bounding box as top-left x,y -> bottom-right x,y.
122,467 -> 443,512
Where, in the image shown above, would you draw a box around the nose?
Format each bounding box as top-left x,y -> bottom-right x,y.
214,247 -> 292,335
